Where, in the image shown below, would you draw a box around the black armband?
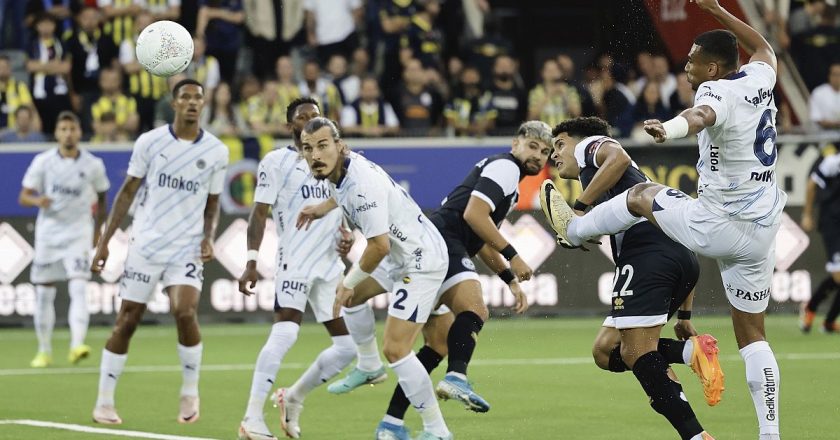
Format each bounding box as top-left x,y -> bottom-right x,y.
497,269 -> 516,284
677,310 -> 692,320
573,199 -> 590,212
500,244 -> 518,261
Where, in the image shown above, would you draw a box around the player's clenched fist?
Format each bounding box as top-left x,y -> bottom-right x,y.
238,264 -> 259,296
90,245 -> 109,273
200,238 -> 214,262
509,255 -> 533,282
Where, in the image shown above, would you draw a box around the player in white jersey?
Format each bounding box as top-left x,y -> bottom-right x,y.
237,98 -> 359,440
542,1 -> 784,439
89,79 -> 229,425
19,111 -> 110,368
297,117 -> 453,440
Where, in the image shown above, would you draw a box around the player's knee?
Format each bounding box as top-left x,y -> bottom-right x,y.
831,271 -> 840,285
172,306 -> 197,326
592,343 -> 611,370
382,339 -> 410,363
627,183 -> 658,216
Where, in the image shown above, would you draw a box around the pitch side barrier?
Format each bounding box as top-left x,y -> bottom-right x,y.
0,133 -> 836,326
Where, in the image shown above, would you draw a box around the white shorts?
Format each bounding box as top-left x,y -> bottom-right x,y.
119,251 -> 203,304
30,251 -> 91,284
651,188 -> 779,313
274,272 -> 340,323
370,257 -> 447,323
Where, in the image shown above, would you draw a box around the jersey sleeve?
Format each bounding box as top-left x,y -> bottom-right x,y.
126,134 -> 150,178
741,61 -> 776,88
21,154 -> 45,191
351,183 -> 390,239
812,154 -> 840,189
472,159 -> 520,211
693,81 -> 729,128
253,154 -> 282,204
573,136 -> 614,169
92,158 -> 111,193
208,146 -> 229,195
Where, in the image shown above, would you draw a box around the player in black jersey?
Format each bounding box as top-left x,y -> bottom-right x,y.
547,117 -> 718,440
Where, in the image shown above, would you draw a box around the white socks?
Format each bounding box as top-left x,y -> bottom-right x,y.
245,321 -> 300,419
177,343 -> 203,397
68,279 -> 89,349
342,304 -> 383,372
682,338 -> 694,365
740,341 -> 780,437
568,188 -> 638,246
390,352 -> 449,437
34,285 -> 56,354
287,334 -> 356,403
96,349 -> 127,407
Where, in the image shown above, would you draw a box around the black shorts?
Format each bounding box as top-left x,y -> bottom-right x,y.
608,225 -> 700,329
820,228 -> 840,272
439,233 -> 480,294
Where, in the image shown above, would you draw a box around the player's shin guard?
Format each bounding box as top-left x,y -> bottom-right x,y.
387,346 -> 444,420
608,346 -> 629,372
342,304 -> 382,371
390,352 -> 449,437
34,285 -> 57,354
245,321 -> 299,419
287,334 -> 356,403
569,188 -> 638,245
177,342 -> 203,397
632,351 -> 704,440
447,311 -> 484,375
740,341 -> 780,437
68,279 -> 89,349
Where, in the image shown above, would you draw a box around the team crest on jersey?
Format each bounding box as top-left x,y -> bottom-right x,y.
196,159 -> 206,170
461,257 -> 475,270
79,171 -> 86,178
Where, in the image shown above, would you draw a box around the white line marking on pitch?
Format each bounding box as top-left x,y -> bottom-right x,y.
0,419 -> 218,440
0,352 -> 837,377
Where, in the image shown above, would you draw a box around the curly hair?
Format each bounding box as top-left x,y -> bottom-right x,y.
286,96 -> 321,123
551,117 -> 611,138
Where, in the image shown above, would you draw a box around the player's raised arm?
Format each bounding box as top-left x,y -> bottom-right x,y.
91,176 -> 143,272
575,141 -> 632,209
694,0 -> 776,71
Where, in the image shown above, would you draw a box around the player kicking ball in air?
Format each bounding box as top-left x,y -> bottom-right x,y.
90,79 -> 229,425
548,116 -> 719,440
298,117 -> 453,440
19,111 -> 110,368
542,1 -> 785,439
236,97 -> 359,440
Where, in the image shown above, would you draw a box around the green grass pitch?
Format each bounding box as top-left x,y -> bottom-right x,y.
0,315 -> 836,439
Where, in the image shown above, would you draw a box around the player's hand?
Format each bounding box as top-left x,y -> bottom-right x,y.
38,196 -> 52,209
200,238 -> 214,262
643,119 -> 667,143
333,285 -> 355,318
90,245 -> 109,273
674,319 -> 698,340
691,0 -> 722,13
508,281 -> 529,314
238,264 -> 259,296
297,202 -> 331,230
336,225 -> 355,256
509,255 -> 533,281
800,213 -> 815,232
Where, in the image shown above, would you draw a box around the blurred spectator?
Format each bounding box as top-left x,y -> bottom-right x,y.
351,47 -> 371,76
585,53 -> 614,114
0,55 -> 39,132
391,58 -> 443,136
91,67 -> 138,138
185,36 -> 221,96
299,59 -> 342,121
651,54 -> 677,110
154,73 -> 187,126
1,0 -> 29,49
446,56 -> 464,95
201,81 -> 245,137
236,73 -> 261,116
557,53 -> 596,117
791,4 -> 840,90
66,6 -> 119,134
143,0 -> 180,21
487,55 -> 526,136
631,81 -> 670,140
119,11 -> 167,132
341,75 -> 400,137
243,0 -> 282,80
527,58 -> 581,127
196,0 -> 245,83
304,0 -> 362,67
758,0 -> 791,50
601,64 -> 635,137
243,79 -> 287,138
328,54 -> 360,104
465,14 -> 513,83
378,0 -> 416,94
444,66 -> 495,137
630,51 -> 654,95
27,13 -> 72,136
0,106 -> 47,143
25,0 -> 80,41
669,72 -> 695,116
275,56 -> 302,115
90,110 -> 128,143
788,0 -> 839,36
400,0 -> 443,71
97,0 -> 143,46
810,61 -> 840,130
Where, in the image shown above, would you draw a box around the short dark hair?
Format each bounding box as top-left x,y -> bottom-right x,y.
552,117 -> 611,138
14,106 -> 32,117
286,96 -> 320,123
56,110 -> 81,126
302,117 -> 341,140
172,78 -> 203,98
694,29 -> 738,71
34,12 -> 56,25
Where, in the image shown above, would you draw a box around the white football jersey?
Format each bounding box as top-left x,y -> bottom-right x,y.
332,152 -> 447,273
22,148 -> 110,263
693,61 -> 787,225
254,147 -> 344,279
127,125 -> 229,263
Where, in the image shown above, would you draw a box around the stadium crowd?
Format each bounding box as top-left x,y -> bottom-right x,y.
0,0 -> 838,144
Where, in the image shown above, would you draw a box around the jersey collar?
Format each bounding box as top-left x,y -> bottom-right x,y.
724,70 -> 747,80
168,124 -> 205,144
335,156 -> 352,188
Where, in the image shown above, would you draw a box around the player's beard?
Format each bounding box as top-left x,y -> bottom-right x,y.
524,159 -> 543,175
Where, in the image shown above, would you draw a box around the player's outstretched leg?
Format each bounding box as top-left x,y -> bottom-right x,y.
67,278 -> 92,364
171,286 -> 203,424
327,303 -> 387,394
31,284 -> 57,368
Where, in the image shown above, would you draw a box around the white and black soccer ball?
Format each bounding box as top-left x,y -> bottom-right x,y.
135,20 -> 194,78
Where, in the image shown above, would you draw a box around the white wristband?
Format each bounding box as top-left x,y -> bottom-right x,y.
662,116 -> 689,140
247,249 -> 259,262
342,263 -> 370,289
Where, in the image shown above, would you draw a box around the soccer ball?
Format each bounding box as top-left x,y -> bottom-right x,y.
135,20 -> 194,77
